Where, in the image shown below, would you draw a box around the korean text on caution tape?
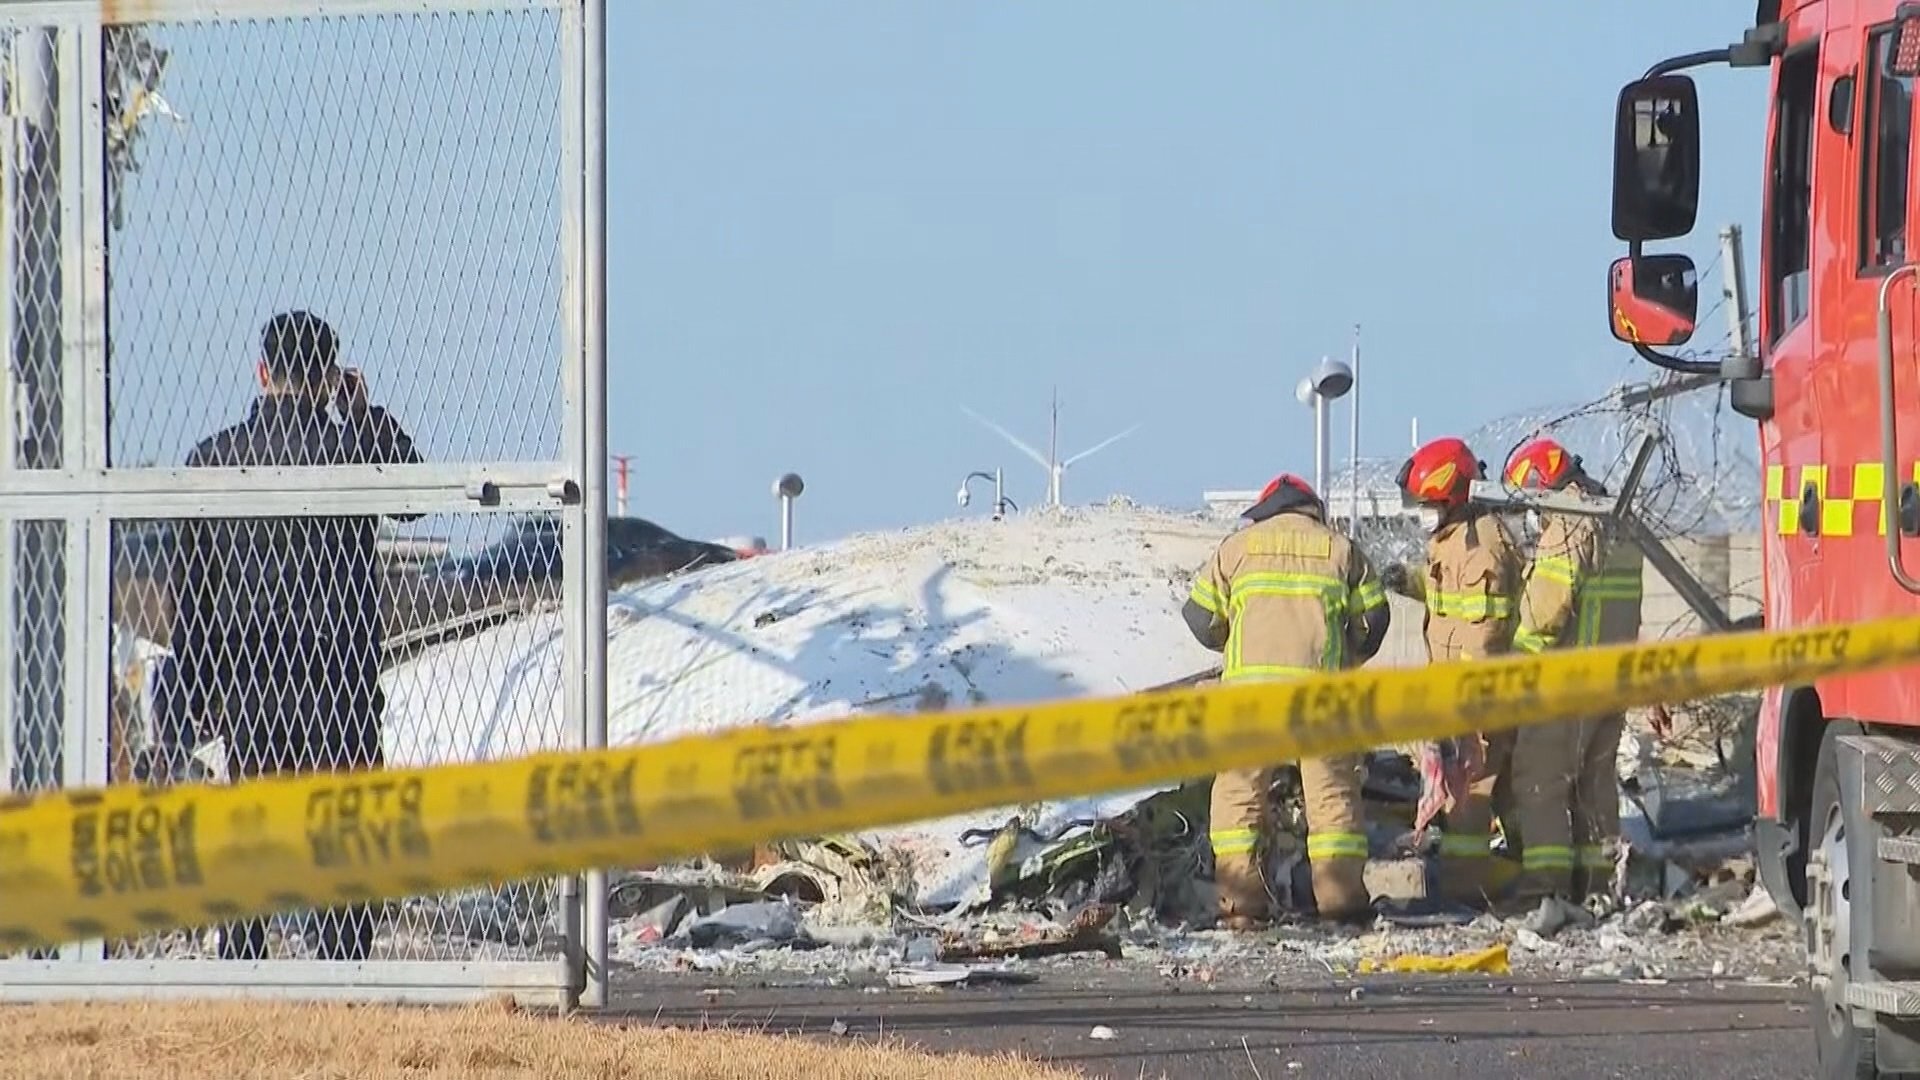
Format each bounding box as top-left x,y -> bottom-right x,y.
0,614 -> 1911,953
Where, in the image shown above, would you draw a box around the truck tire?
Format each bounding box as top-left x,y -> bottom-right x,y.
1808,720 -> 1878,1079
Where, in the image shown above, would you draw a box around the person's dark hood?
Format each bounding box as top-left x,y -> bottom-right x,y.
1243,483 -> 1325,526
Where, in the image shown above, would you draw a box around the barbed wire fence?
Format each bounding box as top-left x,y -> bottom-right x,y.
1331,252 -> 1766,769
1337,245 -> 1759,590
1338,382 -> 1760,582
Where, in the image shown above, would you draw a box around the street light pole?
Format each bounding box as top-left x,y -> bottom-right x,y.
1296,355 -> 1354,508
774,472 -> 804,550
1314,391 -> 1329,498
958,469 -> 1015,520
1348,324 -> 1360,529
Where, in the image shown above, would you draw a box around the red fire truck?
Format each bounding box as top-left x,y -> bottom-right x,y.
1609,3 -> 1920,1074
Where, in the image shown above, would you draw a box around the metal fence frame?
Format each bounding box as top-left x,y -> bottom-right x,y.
0,0 -> 609,1009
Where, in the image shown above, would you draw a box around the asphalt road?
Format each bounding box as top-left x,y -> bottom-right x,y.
611,971 -> 1812,1080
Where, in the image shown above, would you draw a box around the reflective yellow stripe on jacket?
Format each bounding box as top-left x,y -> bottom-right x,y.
1574,570 -> 1643,646
1189,545 -> 1384,683
1512,627 -> 1551,653
1425,592 -> 1515,621
1530,554 -> 1579,589
1514,557 -> 1642,653
1190,578 -> 1227,617
1223,571 -> 1348,681
1353,579 -> 1388,614
1515,553 -> 1580,654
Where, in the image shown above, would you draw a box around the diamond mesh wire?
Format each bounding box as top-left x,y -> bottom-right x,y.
103,12 -> 565,469
7,25 -> 66,473
0,17 -> 74,965
0,520 -> 65,962
9,521 -> 65,796
76,7 -> 577,967
109,511 -> 571,962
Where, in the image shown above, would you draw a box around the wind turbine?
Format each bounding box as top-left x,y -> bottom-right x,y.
961,388 -> 1139,508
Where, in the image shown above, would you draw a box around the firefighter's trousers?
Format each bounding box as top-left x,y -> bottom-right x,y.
1210,755 -> 1369,921
1571,712 -> 1626,897
1437,731 -> 1514,904
1507,718 -> 1579,899
1428,639 -> 1519,905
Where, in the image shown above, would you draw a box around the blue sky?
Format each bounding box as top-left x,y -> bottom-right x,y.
108,4 -> 1770,545
609,1 -> 1770,542
110,13 -> 563,470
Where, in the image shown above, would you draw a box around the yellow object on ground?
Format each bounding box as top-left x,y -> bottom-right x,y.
0,1000 -> 1081,1080
1358,942 -> 1511,975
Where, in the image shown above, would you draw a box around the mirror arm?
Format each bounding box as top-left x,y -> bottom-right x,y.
1634,341 -> 1721,376
1644,48 -> 1734,78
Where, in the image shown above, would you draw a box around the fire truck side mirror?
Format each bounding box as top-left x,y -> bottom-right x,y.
1608,253 -> 1698,348
1611,75 -> 1700,243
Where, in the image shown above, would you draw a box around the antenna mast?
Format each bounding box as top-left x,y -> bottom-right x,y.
1049,387 -> 1062,508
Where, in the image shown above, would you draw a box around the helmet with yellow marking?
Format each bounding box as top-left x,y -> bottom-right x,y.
1505,437 -> 1583,492
1397,437 -> 1483,509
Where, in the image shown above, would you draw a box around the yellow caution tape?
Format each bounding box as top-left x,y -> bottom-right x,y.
0,615 -> 1909,953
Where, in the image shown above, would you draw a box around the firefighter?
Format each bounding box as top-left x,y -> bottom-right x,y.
1500,438 -> 1602,902
1504,437 -> 1645,900
1382,436 -> 1525,906
1183,473 -> 1392,927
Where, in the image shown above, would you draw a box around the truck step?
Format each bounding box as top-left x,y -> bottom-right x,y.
1847,982 -> 1920,1017
1878,836 -> 1920,865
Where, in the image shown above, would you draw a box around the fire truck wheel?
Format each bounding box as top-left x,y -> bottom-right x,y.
1807,720 -> 1878,1080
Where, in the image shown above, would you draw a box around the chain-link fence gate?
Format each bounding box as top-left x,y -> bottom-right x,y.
0,0 -> 609,1007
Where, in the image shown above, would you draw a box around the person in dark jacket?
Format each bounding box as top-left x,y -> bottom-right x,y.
170,310 -> 420,961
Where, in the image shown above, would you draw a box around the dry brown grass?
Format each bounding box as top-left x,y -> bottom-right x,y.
0,999 -> 1084,1080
